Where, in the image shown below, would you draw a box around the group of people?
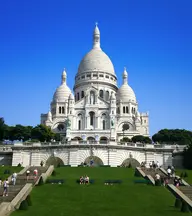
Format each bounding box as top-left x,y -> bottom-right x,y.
79,175 -> 89,184
0,171 -> 17,197
26,168 -> 38,180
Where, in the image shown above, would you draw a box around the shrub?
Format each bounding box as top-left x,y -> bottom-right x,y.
180,172 -> 184,178
181,201 -> 190,212
19,200 -> 28,210
134,169 -> 141,177
184,172 -> 188,178
52,170 -> 56,176
17,163 -> 21,167
38,177 -> 44,186
174,198 -> 182,208
26,195 -> 32,206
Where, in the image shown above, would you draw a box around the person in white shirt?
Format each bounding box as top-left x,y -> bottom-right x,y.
84,175 -> 89,184
167,168 -> 172,179
26,170 -> 30,181
12,172 -> 17,186
3,179 -> 9,196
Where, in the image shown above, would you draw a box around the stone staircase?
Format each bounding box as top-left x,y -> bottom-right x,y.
0,166 -> 48,204
179,186 -> 192,200
141,168 -> 174,184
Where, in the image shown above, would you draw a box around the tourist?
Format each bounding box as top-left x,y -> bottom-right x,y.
12,172 -> 17,186
156,161 -> 160,169
33,168 -> 38,179
84,175 -> 89,184
40,161 -> 44,167
26,170 -> 30,181
167,167 -> 172,179
149,161 -> 152,169
3,179 -> 9,197
80,176 -> 84,184
155,173 -> 161,186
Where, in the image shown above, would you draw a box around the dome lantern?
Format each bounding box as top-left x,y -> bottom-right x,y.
93,22 -> 101,50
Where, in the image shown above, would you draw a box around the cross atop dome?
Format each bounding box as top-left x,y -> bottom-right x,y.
93,22 -> 101,50
123,67 -> 128,84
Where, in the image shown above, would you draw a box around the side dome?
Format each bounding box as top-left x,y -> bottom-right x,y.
53,84 -> 71,102
78,49 -> 115,75
53,69 -> 72,102
117,68 -> 136,103
117,84 -> 136,102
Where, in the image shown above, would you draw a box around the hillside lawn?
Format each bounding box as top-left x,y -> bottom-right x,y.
12,167 -> 186,216
0,166 -> 22,180
176,169 -> 192,184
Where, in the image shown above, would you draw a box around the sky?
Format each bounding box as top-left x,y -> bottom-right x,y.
0,0 -> 192,136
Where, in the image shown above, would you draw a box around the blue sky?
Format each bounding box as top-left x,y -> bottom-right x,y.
0,0 -> 191,136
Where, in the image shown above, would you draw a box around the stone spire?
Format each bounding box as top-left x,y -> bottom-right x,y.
93,22 -> 101,50
62,68 -> 67,84
123,67 -> 128,84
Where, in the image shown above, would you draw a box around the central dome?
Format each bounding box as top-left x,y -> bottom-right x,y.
78,49 -> 115,75
77,24 -> 116,76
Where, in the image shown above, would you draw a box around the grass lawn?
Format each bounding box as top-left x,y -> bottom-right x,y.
176,169 -> 192,184
12,167 -> 185,216
0,165 -> 22,180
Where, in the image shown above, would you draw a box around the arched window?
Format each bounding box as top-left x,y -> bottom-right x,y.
103,120 -> 105,130
78,120 -> 81,130
81,91 -> 84,98
117,107 -> 120,114
62,107 -> 65,114
90,112 -> 94,126
99,90 -> 104,98
123,106 -> 125,113
59,106 -> 61,114
106,91 -> 109,100
126,107 -> 129,113
77,93 -> 80,101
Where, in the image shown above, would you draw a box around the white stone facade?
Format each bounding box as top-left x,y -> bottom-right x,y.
41,24 -> 149,142
11,143 -> 173,168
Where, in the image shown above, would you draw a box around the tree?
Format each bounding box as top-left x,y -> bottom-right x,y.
0,118 -> 5,141
31,124 -> 55,142
183,146 -> 192,169
120,137 -> 131,142
152,129 -> 192,145
131,135 -> 152,144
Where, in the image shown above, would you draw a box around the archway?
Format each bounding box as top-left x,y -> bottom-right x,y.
121,158 -> 140,168
46,156 -> 64,167
84,156 -> 104,167
100,137 -> 108,144
73,137 -> 83,141
87,137 -> 95,144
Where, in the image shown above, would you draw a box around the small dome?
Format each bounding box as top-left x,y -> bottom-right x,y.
53,83 -> 71,102
69,93 -> 74,100
117,84 -> 136,102
78,49 -> 115,75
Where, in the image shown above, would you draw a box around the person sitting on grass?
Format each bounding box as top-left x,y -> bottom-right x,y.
80,176 -> 84,184
84,175 -> 89,184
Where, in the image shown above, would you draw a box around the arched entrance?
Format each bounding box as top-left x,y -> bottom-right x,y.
84,156 -> 104,167
87,137 -> 95,144
46,156 -> 64,167
121,158 -> 140,168
73,137 -> 83,141
100,137 -> 108,144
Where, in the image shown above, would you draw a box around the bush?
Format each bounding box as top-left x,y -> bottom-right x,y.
180,172 -> 184,178
51,170 -> 56,176
184,172 -> 188,178
17,163 -> 21,167
174,198 -> 182,208
181,201 -> 190,212
19,200 -> 28,210
26,195 -> 32,206
134,169 -> 141,177
38,177 -> 44,186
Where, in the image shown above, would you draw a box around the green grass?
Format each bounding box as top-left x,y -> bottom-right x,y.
176,169 -> 192,184
12,167 -> 186,216
0,165 -> 22,180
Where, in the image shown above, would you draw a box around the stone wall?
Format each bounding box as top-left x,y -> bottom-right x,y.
11,144 -> 173,168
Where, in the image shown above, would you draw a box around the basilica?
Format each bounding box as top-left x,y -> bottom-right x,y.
41,24 -> 149,142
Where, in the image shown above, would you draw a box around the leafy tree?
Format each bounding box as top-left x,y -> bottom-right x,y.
131,135 -> 152,144
183,146 -> 192,169
120,137 -> 131,142
31,124 -> 55,142
0,118 -> 6,141
152,129 -> 192,145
